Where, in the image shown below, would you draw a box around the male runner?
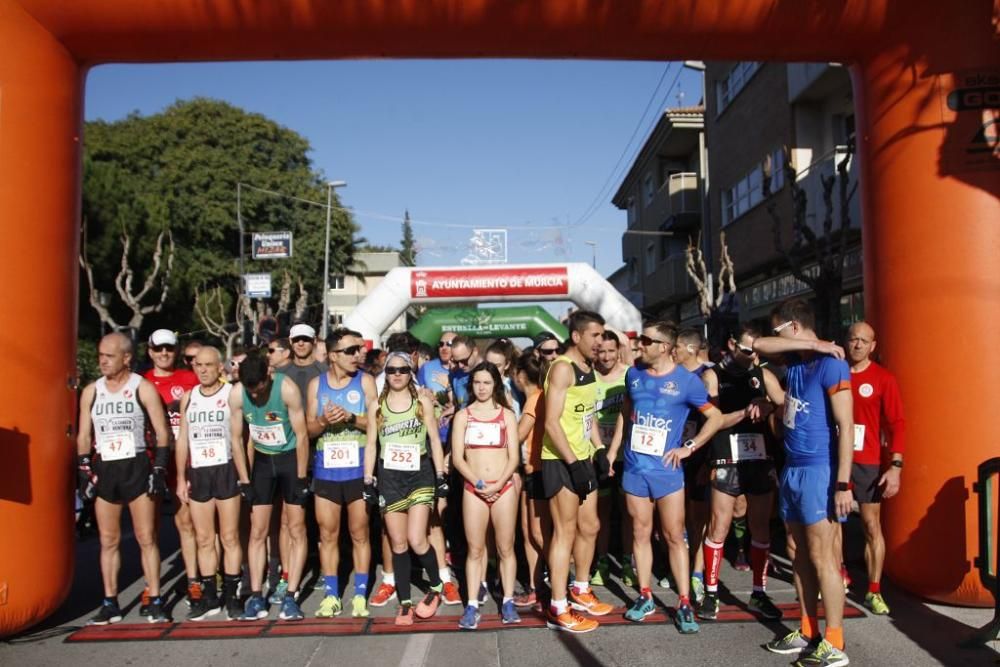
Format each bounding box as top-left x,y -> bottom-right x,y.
673,328 -> 713,602
845,321 -> 905,615
611,322 -> 722,633
698,325 -> 784,621
755,299 -> 853,667
541,310 -> 610,633
175,346 -> 251,620
77,332 -> 171,624
181,339 -> 204,369
306,329 -> 377,618
231,353 -> 311,621
142,329 -> 200,608
266,338 -> 291,371
417,331 -> 456,393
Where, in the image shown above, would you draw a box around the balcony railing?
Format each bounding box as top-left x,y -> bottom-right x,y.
641,172 -> 700,231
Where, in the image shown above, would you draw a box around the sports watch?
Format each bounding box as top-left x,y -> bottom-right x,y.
890,460 -> 903,469
835,481 -> 854,492
683,439 -> 697,450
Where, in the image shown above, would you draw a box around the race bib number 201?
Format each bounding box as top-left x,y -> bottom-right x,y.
323,440 -> 360,469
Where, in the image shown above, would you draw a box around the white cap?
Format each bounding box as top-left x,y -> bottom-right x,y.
148,329 -> 177,346
289,323 -> 316,340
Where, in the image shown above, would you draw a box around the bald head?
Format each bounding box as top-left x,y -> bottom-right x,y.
192,345 -> 225,386
98,332 -> 133,378
846,321 -> 877,365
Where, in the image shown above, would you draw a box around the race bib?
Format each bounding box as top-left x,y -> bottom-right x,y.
97,431 -> 137,461
191,439 -> 227,468
783,398 -> 798,430
466,421 -> 502,447
729,433 -> 766,462
583,413 -> 594,441
248,423 -> 287,448
384,441 -> 420,471
853,424 -> 866,452
598,423 -> 616,445
323,439 -> 361,469
169,413 -> 182,440
630,424 -> 667,457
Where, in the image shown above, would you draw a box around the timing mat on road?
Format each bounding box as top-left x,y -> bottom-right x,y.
65,603 -> 865,643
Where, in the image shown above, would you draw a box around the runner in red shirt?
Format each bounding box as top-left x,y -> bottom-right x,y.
846,321 -> 905,615
143,329 -> 200,610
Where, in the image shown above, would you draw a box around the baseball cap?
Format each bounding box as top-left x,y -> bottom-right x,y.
532,332 -> 557,347
149,329 -> 177,346
289,323 -> 316,340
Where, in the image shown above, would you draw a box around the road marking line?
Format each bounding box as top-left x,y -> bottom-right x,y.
398,633 -> 433,667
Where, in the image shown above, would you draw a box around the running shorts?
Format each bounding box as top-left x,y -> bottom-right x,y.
94,455 -> 150,503
621,467 -> 684,500
779,464 -> 843,525
188,462 -> 239,502
378,455 -> 434,513
251,449 -> 304,506
710,461 -> 778,498
851,463 -> 883,504
312,477 -> 364,504
541,458 -> 597,499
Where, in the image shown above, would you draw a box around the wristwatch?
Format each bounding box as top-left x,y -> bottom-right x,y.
890,460 -> 903,469
683,439 -> 697,450
835,481 -> 854,492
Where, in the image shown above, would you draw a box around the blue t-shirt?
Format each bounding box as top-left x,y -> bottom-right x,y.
623,365 -> 711,474
450,368 -> 472,409
782,354 -> 851,467
418,358 -> 450,394
313,371 -> 366,481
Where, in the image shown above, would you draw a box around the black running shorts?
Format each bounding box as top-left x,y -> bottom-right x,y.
188,462 -> 239,502
851,463 -> 884,504
378,455 -> 434,513
94,454 -> 150,503
312,477 -> 364,505
710,461 -> 778,497
251,449 -> 303,506
541,458 -> 596,499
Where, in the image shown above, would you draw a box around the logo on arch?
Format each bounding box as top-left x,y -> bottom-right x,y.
410,268 -> 569,299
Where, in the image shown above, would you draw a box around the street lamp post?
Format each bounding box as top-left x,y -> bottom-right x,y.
321,180 -> 348,340
584,240 -> 597,270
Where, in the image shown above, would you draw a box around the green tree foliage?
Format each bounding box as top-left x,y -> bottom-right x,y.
80,98 -> 360,339
400,209 -> 417,266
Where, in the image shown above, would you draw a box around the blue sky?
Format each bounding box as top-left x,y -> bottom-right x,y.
85,59 -> 703,279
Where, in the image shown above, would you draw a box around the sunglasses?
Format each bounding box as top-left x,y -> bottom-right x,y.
735,344 -> 755,355
333,345 -> 363,356
638,334 -> 669,346
538,346 -> 559,356
438,340 -> 454,348
772,320 -> 795,335
267,346 -> 285,354
184,355 -> 197,363
385,366 -> 412,376
452,355 -> 473,367
291,336 -> 313,344
151,345 -> 176,353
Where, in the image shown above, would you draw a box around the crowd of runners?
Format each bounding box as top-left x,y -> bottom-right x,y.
76,297 -> 906,667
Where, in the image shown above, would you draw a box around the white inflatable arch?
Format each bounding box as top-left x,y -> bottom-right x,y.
343,263 -> 642,344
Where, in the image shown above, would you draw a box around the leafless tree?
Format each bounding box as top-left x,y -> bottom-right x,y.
194,285 -> 250,358
80,221 -> 175,333
686,230 -> 738,319
764,141 -> 857,338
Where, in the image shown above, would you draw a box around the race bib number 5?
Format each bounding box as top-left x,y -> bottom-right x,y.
630,424 -> 667,457
466,421 -> 502,447
384,441 -> 420,471
323,440 -> 361,469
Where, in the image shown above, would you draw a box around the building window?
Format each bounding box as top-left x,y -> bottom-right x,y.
628,258 -> 639,287
627,197 -> 637,228
645,243 -> 656,275
715,61 -> 761,114
330,275 -> 345,290
330,312 -> 344,326
643,173 -> 655,205
722,148 -> 785,226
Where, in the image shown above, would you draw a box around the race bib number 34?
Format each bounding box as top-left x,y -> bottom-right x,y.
630,424 -> 667,457
384,441 -> 420,471
323,440 -> 361,469
729,433 -> 766,462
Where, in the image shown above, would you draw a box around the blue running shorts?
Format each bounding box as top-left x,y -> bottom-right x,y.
622,468 -> 684,500
779,465 -> 844,525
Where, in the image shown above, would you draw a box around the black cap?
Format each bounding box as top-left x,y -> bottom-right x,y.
532,332 -> 557,347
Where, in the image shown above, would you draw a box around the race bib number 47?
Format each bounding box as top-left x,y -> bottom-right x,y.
98,432 -> 137,461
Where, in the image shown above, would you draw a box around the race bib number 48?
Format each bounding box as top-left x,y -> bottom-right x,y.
384,441 -> 420,471
323,440 -> 361,469
630,424 -> 667,457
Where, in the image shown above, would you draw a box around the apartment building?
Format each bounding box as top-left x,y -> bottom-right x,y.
326,251 -> 409,338
611,106 -> 704,321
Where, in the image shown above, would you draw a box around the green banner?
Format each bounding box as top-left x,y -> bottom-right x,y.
409,306 -> 568,345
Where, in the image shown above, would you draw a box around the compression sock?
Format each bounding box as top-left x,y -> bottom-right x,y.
825,625 -> 844,650
355,573 -> 369,597
750,540 -> 770,592
324,575 -> 339,598
392,551 -> 412,602
703,539 -> 724,592
414,547 -> 442,589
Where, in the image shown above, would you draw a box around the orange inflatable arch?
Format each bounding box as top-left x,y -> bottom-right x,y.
0,0 -> 997,636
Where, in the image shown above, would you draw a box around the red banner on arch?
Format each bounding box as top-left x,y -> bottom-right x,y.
410,267 -> 569,299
